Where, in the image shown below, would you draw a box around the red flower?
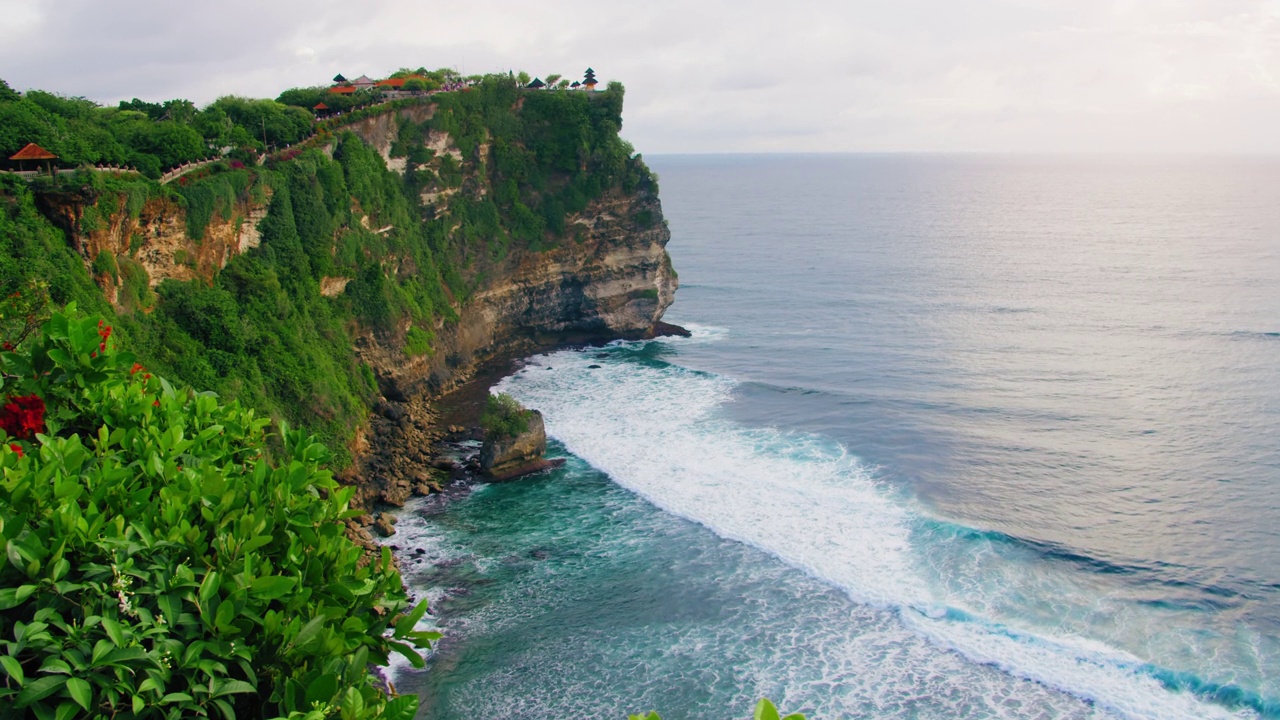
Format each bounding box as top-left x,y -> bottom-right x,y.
143,373 -> 151,380
131,363 -> 144,375
8,443 -> 21,458
153,400 -> 160,407
1,342 -> 12,351
99,342 -> 106,352
0,394 -> 46,440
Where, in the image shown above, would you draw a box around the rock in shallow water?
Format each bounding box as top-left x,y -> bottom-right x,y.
479,410 -> 562,481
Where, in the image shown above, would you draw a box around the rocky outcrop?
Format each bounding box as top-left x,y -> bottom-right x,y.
479,410 -> 562,481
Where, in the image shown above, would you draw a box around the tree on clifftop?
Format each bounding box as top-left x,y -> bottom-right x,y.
0,78 -> 19,103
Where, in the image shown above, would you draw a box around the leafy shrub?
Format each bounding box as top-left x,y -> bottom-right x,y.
92,250 -> 118,283
479,393 -> 530,440
403,326 -> 433,357
117,257 -> 155,314
0,308 -> 435,719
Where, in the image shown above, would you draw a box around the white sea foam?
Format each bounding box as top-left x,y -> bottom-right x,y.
494,341 -> 1257,720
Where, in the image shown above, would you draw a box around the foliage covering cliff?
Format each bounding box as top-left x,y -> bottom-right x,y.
0,76 -> 673,467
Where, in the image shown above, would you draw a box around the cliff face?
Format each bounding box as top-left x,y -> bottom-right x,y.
337,101 -> 676,399
361,189 -> 675,401
37,187 -> 264,306
30,89 -> 675,506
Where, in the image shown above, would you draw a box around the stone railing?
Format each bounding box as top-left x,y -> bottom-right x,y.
0,165 -> 143,179
158,158 -> 220,185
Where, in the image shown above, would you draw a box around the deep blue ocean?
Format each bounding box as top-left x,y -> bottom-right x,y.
389,155 -> 1280,719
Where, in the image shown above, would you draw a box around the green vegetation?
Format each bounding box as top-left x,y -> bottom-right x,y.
0,82 -> 342,178
175,168 -> 256,241
479,393 -> 531,440
403,325 -> 434,357
0,307 -> 434,719
0,75 -> 656,467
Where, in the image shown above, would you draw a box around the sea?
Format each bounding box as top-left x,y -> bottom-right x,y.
386,154 -> 1280,720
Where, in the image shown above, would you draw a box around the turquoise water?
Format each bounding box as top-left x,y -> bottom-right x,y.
388,155 -> 1280,719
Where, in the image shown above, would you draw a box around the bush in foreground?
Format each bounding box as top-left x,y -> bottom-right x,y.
0,308 -> 435,719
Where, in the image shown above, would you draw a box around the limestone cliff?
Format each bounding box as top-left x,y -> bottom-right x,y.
358,188 -> 675,401
25,86 -> 676,509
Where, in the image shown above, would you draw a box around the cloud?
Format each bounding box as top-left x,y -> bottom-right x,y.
1,0 -> 1278,153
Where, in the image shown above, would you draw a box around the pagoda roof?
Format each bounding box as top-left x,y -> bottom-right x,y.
527,78 -> 546,88
333,74 -> 347,83
10,143 -> 57,161
570,81 -> 581,87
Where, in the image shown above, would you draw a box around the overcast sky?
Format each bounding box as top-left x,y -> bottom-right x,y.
2,0 -> 1279,154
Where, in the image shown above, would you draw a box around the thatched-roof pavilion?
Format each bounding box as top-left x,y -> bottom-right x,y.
527,77 -> 546,89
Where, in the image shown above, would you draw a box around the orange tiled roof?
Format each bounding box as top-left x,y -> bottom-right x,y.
9,143 -> 57,161
328,86 -> 357,94
313,102 -> 329,110
377,75 -> 426,88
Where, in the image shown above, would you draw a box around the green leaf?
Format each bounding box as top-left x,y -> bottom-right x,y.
249,575 -> 297,600
90,639 -> 114,666
132,694 -> 145,714
213,697 -> 235,720
754,699 -> 781,720
198,570 -> 221,605
214,599 -> 237,632
158,592 -> 181,625
160,692 -> 194,704
388,640 -> 425,669
54,701 -> 80,720
305,673 -> 337,705
47,348 -> 72,366
38,657 -> 72,675
15,675 -> 66,708
241,534 -> 273,554
66,677 -> 92,711
393,597 -> 431,638
101,616 -> 125,646
380,695 -> 418,720
0,655 -> 24,686
289,615 -> 326,652
212,679 -> 256,698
